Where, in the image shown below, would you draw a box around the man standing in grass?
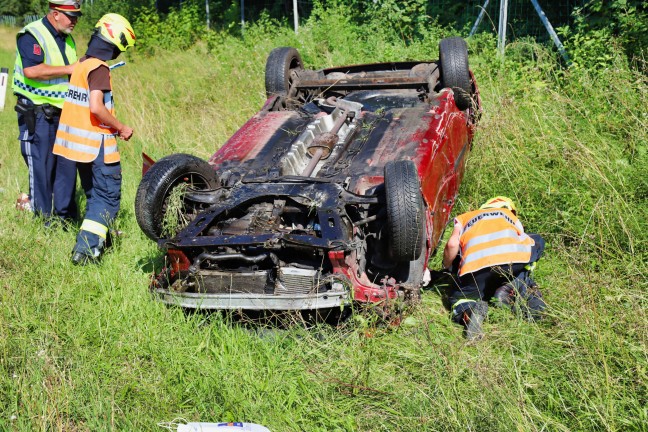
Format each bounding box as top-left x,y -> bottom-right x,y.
442,196 -> 547,340
52,13 -> 136,265
13,0 -> 82,220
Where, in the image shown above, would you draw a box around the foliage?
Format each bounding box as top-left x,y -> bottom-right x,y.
566,0 -> 648,69
0,0 -> 43,17
134,5 -> 203,54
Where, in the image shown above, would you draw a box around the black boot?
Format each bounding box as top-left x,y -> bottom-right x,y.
522,283 -> 546,321
493,284 -> 515,307
464,301 -> 489,341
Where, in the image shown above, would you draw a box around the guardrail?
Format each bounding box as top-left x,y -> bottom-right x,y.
24,15 -> 40,24
0,15 -> 41,27
0,15 -> 17,26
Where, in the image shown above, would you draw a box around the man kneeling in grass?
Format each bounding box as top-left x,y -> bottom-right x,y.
53,13 -> 136,265
442,196 -> 546,340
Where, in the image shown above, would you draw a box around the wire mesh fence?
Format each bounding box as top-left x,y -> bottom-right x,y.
438,0 -> 586,41
0,0 -> 586,45
0,15 -> 17,26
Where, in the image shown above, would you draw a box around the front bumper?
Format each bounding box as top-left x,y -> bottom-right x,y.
152,284 -> 349,310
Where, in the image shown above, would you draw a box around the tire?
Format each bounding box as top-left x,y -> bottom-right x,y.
135,153 -> 219,242
439,37 -> 473,111
265,47 -> 303,98
384,160 -> 426,262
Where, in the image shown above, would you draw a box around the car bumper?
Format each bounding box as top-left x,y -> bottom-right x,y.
152,284 -> 349,310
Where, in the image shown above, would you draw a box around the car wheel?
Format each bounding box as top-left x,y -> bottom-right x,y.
384,160 -> 426,262
265,47 -> 303,98
439,37 -> 473,111
135,153 -> 219,242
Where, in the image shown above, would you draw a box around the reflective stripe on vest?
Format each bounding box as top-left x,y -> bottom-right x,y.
53,58 -> 119,164
455,208 -> 534,276
12,20 -> 77,108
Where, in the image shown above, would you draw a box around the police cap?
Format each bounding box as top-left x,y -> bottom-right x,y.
49,1 -> 82,17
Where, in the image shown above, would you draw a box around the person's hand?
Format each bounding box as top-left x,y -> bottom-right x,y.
118,125 -> 133,141
65,61 -> 77,75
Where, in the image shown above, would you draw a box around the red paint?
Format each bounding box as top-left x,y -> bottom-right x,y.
167,249 -> 190,277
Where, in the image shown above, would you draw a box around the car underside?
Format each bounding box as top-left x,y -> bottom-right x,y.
135,38 -> 481,312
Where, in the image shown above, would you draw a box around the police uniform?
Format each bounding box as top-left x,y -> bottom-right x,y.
448,207 -> 546,323
13,0 -> 82,218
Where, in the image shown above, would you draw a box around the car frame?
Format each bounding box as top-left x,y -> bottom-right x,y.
135,37 -> 481,313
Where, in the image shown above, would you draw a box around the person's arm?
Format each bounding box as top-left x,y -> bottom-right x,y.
442,224 -> 461,270
17,32 -> 76,80
89,89 -> 133,141
23,62 -> 75,80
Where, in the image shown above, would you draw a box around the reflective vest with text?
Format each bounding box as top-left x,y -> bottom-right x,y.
455,208 -> 534,276
53,58 -> 119,164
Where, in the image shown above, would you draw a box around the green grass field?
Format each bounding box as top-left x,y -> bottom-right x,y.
0,19 -> 646,431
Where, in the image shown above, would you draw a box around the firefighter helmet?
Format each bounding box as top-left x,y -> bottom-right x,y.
95,13 -> 136,52
480,196 -> 517,213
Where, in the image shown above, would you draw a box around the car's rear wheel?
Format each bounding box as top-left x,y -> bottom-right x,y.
135,153 -> 219,242
265,47 -> 303,98
439,37 -> 473,111
384,160 -> 426,262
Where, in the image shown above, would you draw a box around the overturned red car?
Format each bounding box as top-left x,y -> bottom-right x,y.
135,37 -> 481,311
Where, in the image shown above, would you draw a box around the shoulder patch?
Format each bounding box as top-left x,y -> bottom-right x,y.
33,44 -> 41,56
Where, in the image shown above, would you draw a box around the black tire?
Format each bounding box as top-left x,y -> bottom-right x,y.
265,47 -> 303,98
439,37 -> 473,111
384,160 -> 426,262
135,153 -> 219,242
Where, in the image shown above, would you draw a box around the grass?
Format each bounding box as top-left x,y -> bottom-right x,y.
0,18 -> 647,432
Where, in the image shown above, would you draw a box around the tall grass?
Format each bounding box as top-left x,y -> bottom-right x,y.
0,11 -> 646,431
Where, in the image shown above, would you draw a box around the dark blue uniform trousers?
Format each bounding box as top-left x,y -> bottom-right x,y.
450,233 -> 546,322
73,145 -> 122,256
18,104 -> 77,219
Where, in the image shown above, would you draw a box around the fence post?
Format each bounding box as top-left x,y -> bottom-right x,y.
241,0 -> 245,34
497,0 -> 508,56
206,0 -> 210,29
470,0 -> 490,37
293,0 -> 298,34
529,0 -> 571,64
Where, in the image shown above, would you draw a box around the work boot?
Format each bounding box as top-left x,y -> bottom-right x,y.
464,301 -> 488,341
71,248 -> 101,266
521,283 -> 546,322
493,284 -> 515,307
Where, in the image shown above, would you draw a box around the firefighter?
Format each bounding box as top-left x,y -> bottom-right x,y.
13,0 -> 82,219
442,196 -> 547,340
53,13 -> 136,265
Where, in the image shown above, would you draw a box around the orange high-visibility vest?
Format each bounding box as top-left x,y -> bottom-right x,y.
455,208 -> 534,276
53,57 -> 119,164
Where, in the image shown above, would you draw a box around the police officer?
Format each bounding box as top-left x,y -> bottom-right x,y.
442,196 -> 547,340
13,0 -> 82,219
53,13 -> 135,265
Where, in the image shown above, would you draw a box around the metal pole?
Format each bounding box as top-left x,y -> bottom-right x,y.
205,0 -> 210,29
293,0 -> 298,34
529,0 -> 571,64
241,0 -> 245,34
469,0 -> 490,37
497,0 -> 508,56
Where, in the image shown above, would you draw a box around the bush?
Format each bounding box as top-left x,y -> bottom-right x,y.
134,5 -> 203,54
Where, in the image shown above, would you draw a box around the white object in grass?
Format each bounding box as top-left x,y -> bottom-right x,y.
0,67 -> 9,111
177,423 -> 271,432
